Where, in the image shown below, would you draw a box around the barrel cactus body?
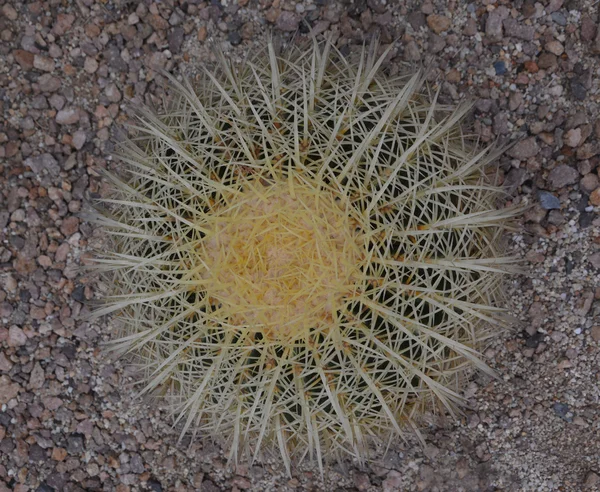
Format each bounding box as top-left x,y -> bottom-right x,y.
92,39 -> 519,472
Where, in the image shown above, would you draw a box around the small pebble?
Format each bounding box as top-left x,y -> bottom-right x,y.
33,55 -> 55,72
563,128 -> 582,148
228,31 -> 242,46
508,137 -> 539,160
56,108 -> 80,125
545,40 -> 564,56
84,57 -> 99,73
493,61 -> 506,75
72,130 -> 87,150
552,402 -> 572,422
547,165 -> 579,189
426,14 -> 451,34
538,191 -> 561,210
276,11 -> 301,31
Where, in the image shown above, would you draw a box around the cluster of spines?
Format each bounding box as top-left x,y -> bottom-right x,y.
90,38 -> 520,474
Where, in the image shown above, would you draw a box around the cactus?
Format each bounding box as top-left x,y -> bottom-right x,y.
91,38 -> 520,474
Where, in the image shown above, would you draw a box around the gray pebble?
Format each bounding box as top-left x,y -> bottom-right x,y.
407,12 -> 426,30
503,18 -> 534,41
48,93 -> 66,110
547,164 -> 579,189
570,79 -> 587,101
31,94 -> 48,109
228,31 -> 242,46
547,209 -> 565,225
538,191 -> 561,210
105,83 -> 122,103
25,153 -> 60,176
168,27 -> 185,54
493,112 -> 509,135
551,11 -> 566,26
37,74 -> 61,92
29,443 -> 47,462
104,44 -> 128,72
276,11 -> 301,31
485,6 -> 509,42
130,453 -> 145,474
508,137 -> 539,160
579,211 -> 594,228
588,252 -> 600,269
72,130 -> 87,150
46,472 -> 68,490
552,402 -> 572,422
169,11 -> 183,26
67,434 -> 85,454
56,108 -> 80,125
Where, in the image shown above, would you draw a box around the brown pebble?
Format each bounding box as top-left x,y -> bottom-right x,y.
53,13 -> 75,36
576,142 -> 599,160
51,447 -> 68,461
0,375 -> 20,404
427,14 -> 451,34
2,4 -> 18,20
85,24 -> 101,38
37,255 -> 52,268
7,326 -> 27,347
354,473 -> 371,491
580,174 -> 599,194
5,275 -> 17,293
446,68 -> 461,83
537,52 -> 557,70
526,251 -> 545,263
42,396 -> 63,410
64,64 -> 77,76
590,187 -> 600,206
463,18 -> 477,36
149,14 -> 169,31
545,40 -> 564,56
33,54 -> 55,72
523,60 -> 539,73
0,352 -> 10,371
585,471 -> 600,487
240,22 -> 254,40
60,216 -> 80,236
581,16 -> 597,41
13,50 -> 34,70
265,8 -> 279,24
30,306 -> 46,320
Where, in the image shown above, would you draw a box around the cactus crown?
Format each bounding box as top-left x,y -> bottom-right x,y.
91,38 -> 520,474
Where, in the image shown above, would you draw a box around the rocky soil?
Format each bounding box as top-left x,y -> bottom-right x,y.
1,0 -> 599,491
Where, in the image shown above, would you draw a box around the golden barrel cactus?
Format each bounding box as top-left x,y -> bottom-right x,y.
91,39 -> 520,473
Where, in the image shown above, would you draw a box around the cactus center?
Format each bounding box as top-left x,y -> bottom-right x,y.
201,178 -> 362,340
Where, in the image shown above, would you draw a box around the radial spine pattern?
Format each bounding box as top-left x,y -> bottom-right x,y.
92,39 -> 519,473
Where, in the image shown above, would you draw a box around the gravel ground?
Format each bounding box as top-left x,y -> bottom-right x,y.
1,0 -> 600,490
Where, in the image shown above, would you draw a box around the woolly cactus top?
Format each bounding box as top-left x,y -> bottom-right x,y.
201,180 -> 362,341
92,38 -> 520,474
